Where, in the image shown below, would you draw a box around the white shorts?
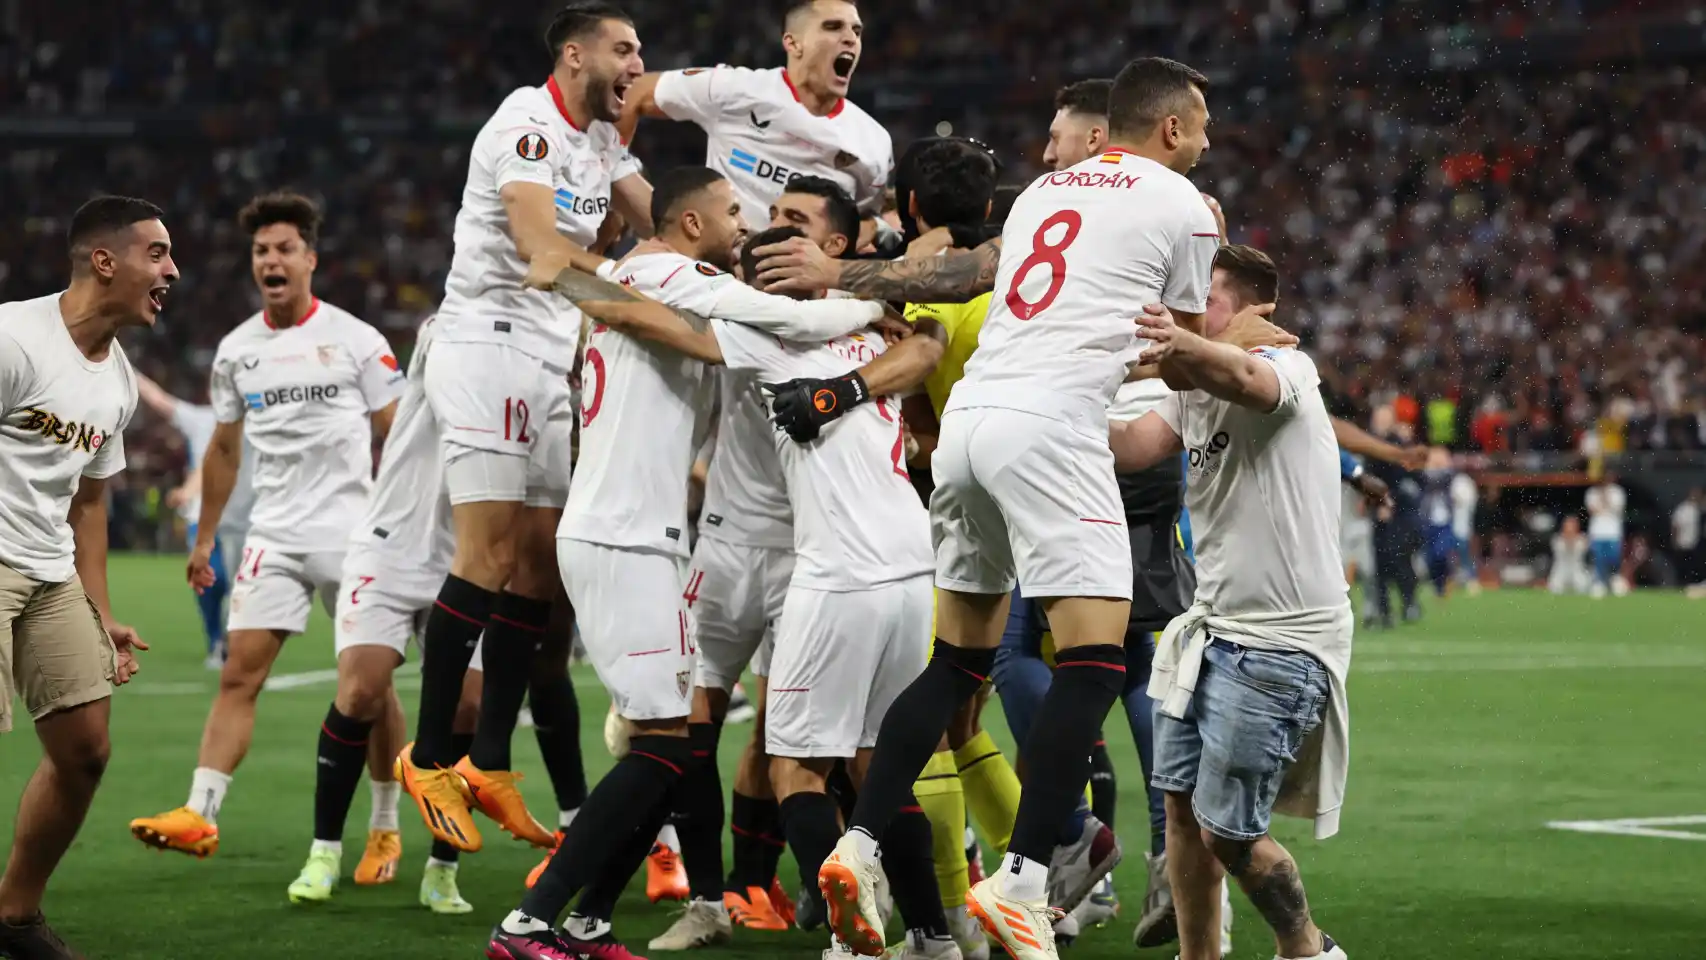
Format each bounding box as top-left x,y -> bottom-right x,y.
690,537 -> 794,691
227,540 -> 343,635
931,406 -> 1132,600
333,549 -> 483,670
766,576 -> 932,759
425,339 -> 574,508
559,539 -> 693,722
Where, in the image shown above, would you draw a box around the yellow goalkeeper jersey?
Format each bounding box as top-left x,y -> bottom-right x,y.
904,292 -> 994,417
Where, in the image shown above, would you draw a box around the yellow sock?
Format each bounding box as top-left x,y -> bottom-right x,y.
954,730 -> 1020,857
914,750 -> 969,907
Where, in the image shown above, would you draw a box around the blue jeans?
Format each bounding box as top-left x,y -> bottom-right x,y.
1590,539 -> 1621,586
1152,638 -> 1329,841
187,524 -> 230,652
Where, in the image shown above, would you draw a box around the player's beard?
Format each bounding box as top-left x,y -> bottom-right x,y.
586,66 -> 622,123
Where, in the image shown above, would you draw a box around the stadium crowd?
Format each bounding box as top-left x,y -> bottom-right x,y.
4,2 -> 1704,527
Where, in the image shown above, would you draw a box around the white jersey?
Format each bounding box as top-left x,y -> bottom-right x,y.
168,401 -> 217,523
699,368 -> 793,549
653,65 -> 892,229
1449,472 -> 1477,540
209,300 -> 403,553
346,318 -> 454,596
1157,347 -> 1346,621
1107,377 -> 1173,423
560,252 -> 715,557
1585,483 -> 1626,541
951,149 -> 1219,427
0,294 -> 137,583
711,319 -> 931,591
437,79 -> 642,368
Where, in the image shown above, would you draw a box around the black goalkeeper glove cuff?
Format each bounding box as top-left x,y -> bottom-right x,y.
763,372 -> 871,444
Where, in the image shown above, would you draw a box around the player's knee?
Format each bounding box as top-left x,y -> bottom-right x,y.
51,728 -> 111,788
334,674 -> 392,721
1204,830 -> 1257,874
217,659 -> 270,700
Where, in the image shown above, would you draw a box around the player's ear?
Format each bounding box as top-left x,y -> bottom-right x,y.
907,194 -> 920,221
824,234 -> 848,258
680,209 -> 701,241
1089,124 -> 1108,153
90,246 -> 116,281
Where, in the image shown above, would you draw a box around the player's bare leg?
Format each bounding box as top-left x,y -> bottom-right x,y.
0,699 -> 110,923
131,626 -> 286,856
1164,793 -> 1224,960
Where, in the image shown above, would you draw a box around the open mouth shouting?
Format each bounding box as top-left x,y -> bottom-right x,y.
147,285 -> 169,314
832,52 -> 857,80
613,76 -> 632,106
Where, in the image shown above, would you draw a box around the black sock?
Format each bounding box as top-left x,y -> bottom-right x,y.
1089,736 -> 1117,828
883,797 -> 950,939
429,732 -> 475,864
313,705 -> 373,843
728,792 -> 783,890
468,593 -> 552,771
674,722 -> 726,901
577,802 -> 670,921
530,672 -> 588,812
779,791 -> 842,914
826,761 -> 858,823
521,734 -> 693,922
848,640 -> 994,838
413,576 -> 494,768
1008,644 -> 1125,864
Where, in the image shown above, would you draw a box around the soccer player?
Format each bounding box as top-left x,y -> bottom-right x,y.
620,0 -> 892,232
1104,301 -> 1355,960
129,192 -> 405,857
488,168 -> 894,960
797,58 -> 1221,960
0,196 -> 162,959
395,0 -> 654,855
282,316 -> 482,913
135,374 -> 238,669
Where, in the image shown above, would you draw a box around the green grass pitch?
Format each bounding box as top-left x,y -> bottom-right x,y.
2,554 -> 1702,958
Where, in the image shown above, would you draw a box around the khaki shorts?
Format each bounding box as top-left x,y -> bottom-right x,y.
0,563 -> 116,733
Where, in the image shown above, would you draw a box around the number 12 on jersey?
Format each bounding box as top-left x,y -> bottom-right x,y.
1004,209 -> 1083,321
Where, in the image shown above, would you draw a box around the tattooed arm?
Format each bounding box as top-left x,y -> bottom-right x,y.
752,236 -> 1003,303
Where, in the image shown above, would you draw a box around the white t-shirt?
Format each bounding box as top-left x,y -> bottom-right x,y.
437,79 -> 642,369
1450,472 -> 1477,540
653,66 -> 892,230
951,150 -> 1219,428
1107,377 -> 1172,423
559,252 -> 717,558
699,367 -> 793,549
346,318 -> 454,596
710,319 -> 931,591
1156,348 -> 1347,622
1672,499 -> 1700,552
0,293 -> 138,583
208,300 -> 404,553
1585,483 -> 1626,542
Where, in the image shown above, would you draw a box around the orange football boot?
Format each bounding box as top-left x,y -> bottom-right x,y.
394,742 -> 482,853
353,829 -> 402,885
723,886 -> 788,931
129,807 -> 219,858
526,830 -> 565,889
452,757 -> 557,848
769,877 -> 797,927
646,842 -> 690,902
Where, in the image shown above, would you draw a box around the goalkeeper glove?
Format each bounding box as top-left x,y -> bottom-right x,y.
763,372 -> 871,443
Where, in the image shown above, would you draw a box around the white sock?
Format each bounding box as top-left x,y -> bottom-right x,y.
370,780 -> 401,832
188,767 -> 232,824
311,839 -> 342,858
502,909 -> 548,935
848,826 -> 880,862
657,823 -> 680,852
997,851 -> 1047,903
559,807 -> 579,830
427,857 -> 459,871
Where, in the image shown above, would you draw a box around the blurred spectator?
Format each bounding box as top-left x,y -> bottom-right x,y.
1673,488 -> 1703,587
1549,516 -> 1592,595
1585,474 -> 1628,596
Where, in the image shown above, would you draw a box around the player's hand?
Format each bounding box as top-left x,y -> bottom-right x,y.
1353,473 -> 1394,511
1399,445 -> 1429,471
762,373 -> 870,443
906,226 -> 954,259
1135,303 -> 1182,365
105,619 -> 148,685
187,542 -> 216,594
1200,193 -> 1228,242
164,485 -> 190,511
523,249 -> 576,290
1216,302 -> 1294,351
873,303 -> 913,345
753,236 -> 842,295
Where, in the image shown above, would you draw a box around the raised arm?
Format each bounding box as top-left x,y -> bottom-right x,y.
505,182 -> 610,289
1141,309 -> 1282,412
753,235 -> 1003,302
576,299 -> 724,365
1333,417 -> 1425,469
135,374 -> 181,421
709,281 -> 884,342
618,72 -> 668,134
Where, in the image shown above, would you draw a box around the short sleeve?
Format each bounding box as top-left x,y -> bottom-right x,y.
1250,347 -> 1321,418
1160,195 -> 1221,315
653,66 -> 742,129
489,120 -> 562,192
709,281 -> 881,342
353,327 -> 406,413
709,319 -> 785,380
1155,389 -> 1185,435
0,331 -> 27,413
208,354 -> 245,424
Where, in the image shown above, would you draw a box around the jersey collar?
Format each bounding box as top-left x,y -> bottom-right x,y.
781,68 -> 845,119
546,74 -> 584,132
263,297 -> 319,331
